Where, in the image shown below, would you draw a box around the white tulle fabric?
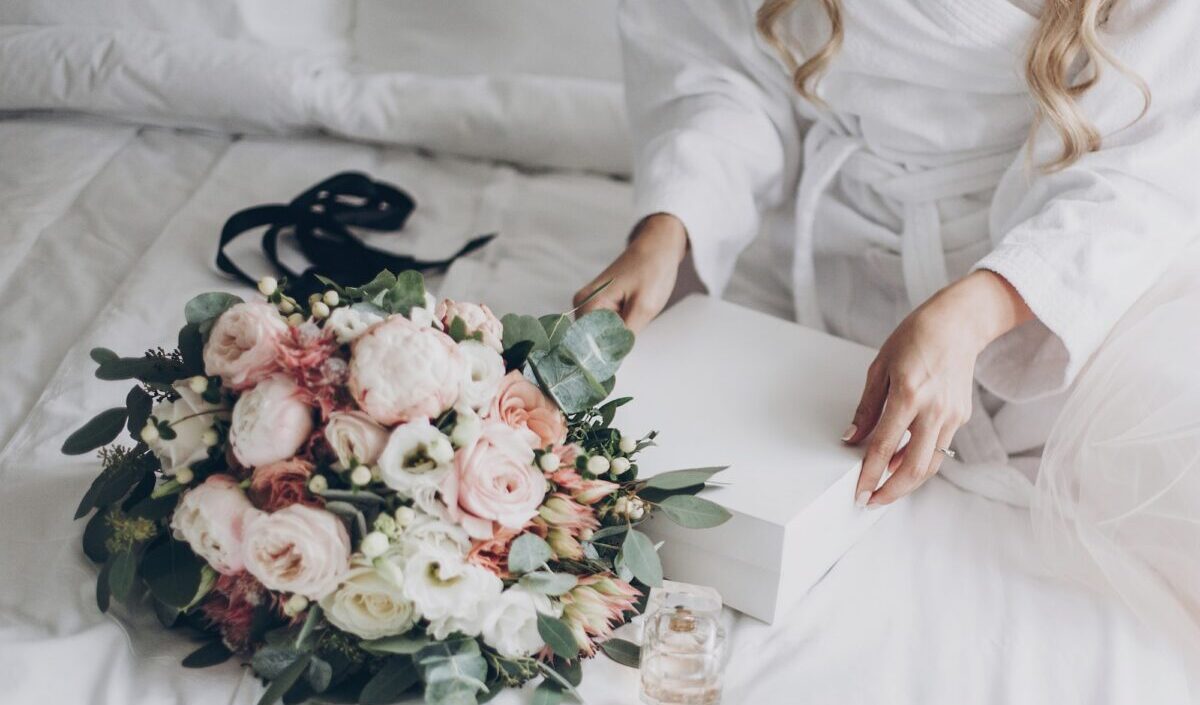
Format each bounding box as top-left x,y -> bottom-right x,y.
1033,246 -> 1200,678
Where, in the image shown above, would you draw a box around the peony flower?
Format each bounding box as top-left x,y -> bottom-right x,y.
434,299 -> 504,352
481,585 -> 558,659
348,315 -> 465,426
170,474 -> 260,575
456,341 -> 506,411
203,302 -> 288,390
325,306 -> 383,344
200,571 -> 273,652
559,574 -> 640,656
398,510 -> 471,558
442,422 -> 546,540
146,380 -> 229,476
488,372 -> 567,449
324,411 -> 389,470
403,547 -> 502,639
242,504 -> 351,600
378,419 -> 455,517
229,375 -> 314,468
320,561 -> 416,639
249,458 -> 318,512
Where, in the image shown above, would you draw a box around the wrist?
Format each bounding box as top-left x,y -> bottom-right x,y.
930,270 -> 1034,354
629,213 -> 689,265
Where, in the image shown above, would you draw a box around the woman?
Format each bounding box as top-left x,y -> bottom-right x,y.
576,0 -> 1200,668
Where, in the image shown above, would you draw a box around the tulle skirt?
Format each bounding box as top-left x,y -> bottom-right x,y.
1034,246 -> 1200,676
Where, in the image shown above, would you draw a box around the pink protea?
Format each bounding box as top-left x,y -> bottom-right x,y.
572,479 -> 619,505
558,574 -> 641,657
467,526 -> 521,578
538,494 -> 599,535
199,571 -> 276,652
276,322 -> 345,419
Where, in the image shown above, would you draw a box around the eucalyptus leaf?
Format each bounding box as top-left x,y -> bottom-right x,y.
383,270 -> 426,316
641,467 -> 727,491
518,572 -> 578,596
531,681 -> 565,705
557,309 -> 634,383
536,614 -> 580,661
535,661 -> 584,703
417,639 -> 488,701
619,530 -> 662,587
185,292 -> 243,325
527,348 -> 609,415
62,407 -> 128,455
257,653 -> 312,705
501,314 -> 550,352
252,644 -> 304,680
657,495 -> 732,529
182,640 -> 234,668
586,525 -> 629,543
358,656 -> 419,705
551,658 -> 582,687
424,679 -> 484,705
538,313 -> 571,348
141,537 -> 204,608
90,347 -> 119,365
306,656 -> 333,693
108,549 -> 137,603
599,638 -> 641,668
508,533 -> 552,574
362,633 -> 431,655
501,339 -> 536,371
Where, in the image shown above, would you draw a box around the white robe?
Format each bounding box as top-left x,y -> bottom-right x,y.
620,0 -> 1200,670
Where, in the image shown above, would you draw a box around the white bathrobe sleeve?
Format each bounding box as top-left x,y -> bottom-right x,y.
974,0 -> 1200,402
619,0 -> 804,296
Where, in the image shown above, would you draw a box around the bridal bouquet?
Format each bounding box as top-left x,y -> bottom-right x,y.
65,270 -> 729,705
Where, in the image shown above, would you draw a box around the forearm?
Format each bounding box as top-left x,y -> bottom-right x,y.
923,270 -> 1034,356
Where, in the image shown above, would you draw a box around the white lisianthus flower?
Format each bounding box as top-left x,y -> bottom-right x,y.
456,341 -> 505,411
481,585 -> 559,658
320,562 -> 417,639
403,548 -> 501,639
449,406 -> 483,448
146,380 -> 229,476
326,307 -> 383,344
398,510 -> 471,558
228,374 -> 313,468
378,419 -> 455,503
324,411 -> 389,470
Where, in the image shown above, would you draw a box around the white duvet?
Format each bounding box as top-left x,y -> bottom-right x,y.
0,19 -> 1192,705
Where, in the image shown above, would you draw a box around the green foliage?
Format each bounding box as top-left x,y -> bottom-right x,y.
361,633 -> 431,656
641,466 -> 726,491
600,638 -> 641,668
74,446 -> 157,519
107,549 -> 137,603
507,533 -> 552,575
530,681 -> 564,705
358,656 -> 419,705
528,310 -> 633,414
182,640 -> 234,669
416,638 -> 488,705
657,495 -> 732,529
257,653 -> 312,705
124,386 -> 153,435
535,614 -> 579,661
62,407 -> 128,456
618,529 -> 662,587
184,292 -> 243,325
518,572 -> 577,596
141,537 -> 205,608
384,270 -> 427,316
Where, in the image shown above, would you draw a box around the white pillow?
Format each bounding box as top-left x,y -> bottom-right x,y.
353,0 -> 622,81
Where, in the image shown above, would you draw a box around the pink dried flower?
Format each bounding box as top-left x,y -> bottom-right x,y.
275,323 -> 344,418
249,458 -> 320,512
466,526 -> 521,578
199,571 -> 275,652
573,479 -> 619,505
558,574 -> 640,656
537,494 -> 598,534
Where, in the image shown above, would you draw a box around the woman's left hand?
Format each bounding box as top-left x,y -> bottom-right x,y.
845,270 -> 1032,508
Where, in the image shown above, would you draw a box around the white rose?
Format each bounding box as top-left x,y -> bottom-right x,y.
326,307 -> 383,345
320,561 -> 417,639
398,510 -> 471,558
403,548 -> 501,639
242,504 -> 351,600
378,419 -> 455,513
324,411 -> 389,470
170,474 -> 260,575
147,380 -> 229,475
229,375 -> 314,468
481,585 -> 558,658
456,340 -> 505,411
348,316 -> 466,425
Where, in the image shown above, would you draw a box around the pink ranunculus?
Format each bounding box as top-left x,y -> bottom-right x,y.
229,375 -> 314,468
249,458 -> 318,512
442,422 -> 546,540
348,316 -> 466,425
323,411 -> 389,469
241,504 -> 351,600
203,302 -> 289,390
435,299 -> 504,352
170,474 -> 261,575
488,372 -> 567,449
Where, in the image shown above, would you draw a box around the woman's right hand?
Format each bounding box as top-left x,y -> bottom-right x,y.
573,213 -> 689,332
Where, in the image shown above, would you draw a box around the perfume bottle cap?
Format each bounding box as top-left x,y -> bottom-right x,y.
668,607 -> 696,633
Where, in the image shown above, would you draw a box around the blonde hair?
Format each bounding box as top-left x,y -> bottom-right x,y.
756,0 -> 1149,171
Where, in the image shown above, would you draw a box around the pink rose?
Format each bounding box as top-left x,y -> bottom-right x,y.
249,458 -> 318,512
170,474 -> 261,575
348,316 -> 466,425
203,302 -> 288,390
488,372 -> 567,449
442,422 -> 546,540
324,411 -> 389,469
435,299 -> 504,352
229,375 -> 314,468
242,504 -> 351,600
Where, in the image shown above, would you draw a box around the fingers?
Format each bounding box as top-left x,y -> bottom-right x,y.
573,279 -> 622,315
621,294 -> 658,333
844,359 -> 888,444
868,417 -> 939,507
853,393 -> 916,507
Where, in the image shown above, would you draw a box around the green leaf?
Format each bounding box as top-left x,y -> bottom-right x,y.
501,339 -> 536,371
600,638 -> 641,668
598,397 -> 632,428
641,467 -> 727,491
424,679 -> 483,705
538,313 -> 571,348
95,561 -> 112,613
417,638 -> 488,687
383,270 -> 426,316
536,614 -> 580,661
108,549 -> 137,603
252,644 -> 305,680
185,292 -> 243,325
528,348 -> 608,415
550,657 -> 582,687
153,597 -> 180,627
358,656 -> 420,705
62,407 -> 128,455
535,661 -> 584,702
182,640 -> 234,668
518,572 -> 578,596
75,450 -> 158,519
531,681 -> 565,705
657,495 -> 732,529
501,314 -> 550,352
90,347 -> 119,365
356,270 -> 398,305
178,323 -> 205,375
125,386 -> 153,436
448,316 -> 468,342
619,530 -> 662,587
95,356 -> 186,385
507,533 -> 552,574
82,508 -> 112,563
557,309 -> 634,384
361,633 -> 431,656
257,653 -> 312,705
141,538 -> 204,608
306,656 -> 333,693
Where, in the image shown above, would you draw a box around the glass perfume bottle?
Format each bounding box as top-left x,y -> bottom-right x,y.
639,604 -> 727,705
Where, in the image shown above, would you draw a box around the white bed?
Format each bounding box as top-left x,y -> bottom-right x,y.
0,3 -> 1190,704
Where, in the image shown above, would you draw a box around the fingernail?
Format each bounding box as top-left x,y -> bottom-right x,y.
841,423 -> 857,442
855,491 -> 871,508
866,498 -> 882,510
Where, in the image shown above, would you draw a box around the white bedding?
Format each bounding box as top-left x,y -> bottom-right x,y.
0,14 -> 1192,705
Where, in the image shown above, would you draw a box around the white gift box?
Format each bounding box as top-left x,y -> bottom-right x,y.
612,295 -> 887,624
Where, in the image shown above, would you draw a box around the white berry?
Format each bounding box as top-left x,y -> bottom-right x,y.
619,436 -> 638,454
323,290 -> 340,307
140,423 -> 160,444
610,457 -> 631,475
175,466 -> 195,485
278,299 -> 296,315
586,455 -> 611,475
257,276 -> 278,297
539,452 -> 561,472
187,375 -> 208,394
311,301 -> 331,319
200,428 -> 219,447
308,475 -> 328,494
350,465 -> 373,486
360,531 -> 389,558
283,594 -> 309,617
287,312 -> 304,327
394,506 -> 416,527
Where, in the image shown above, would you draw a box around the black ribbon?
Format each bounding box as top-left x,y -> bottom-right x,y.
217,172 -> 494,301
